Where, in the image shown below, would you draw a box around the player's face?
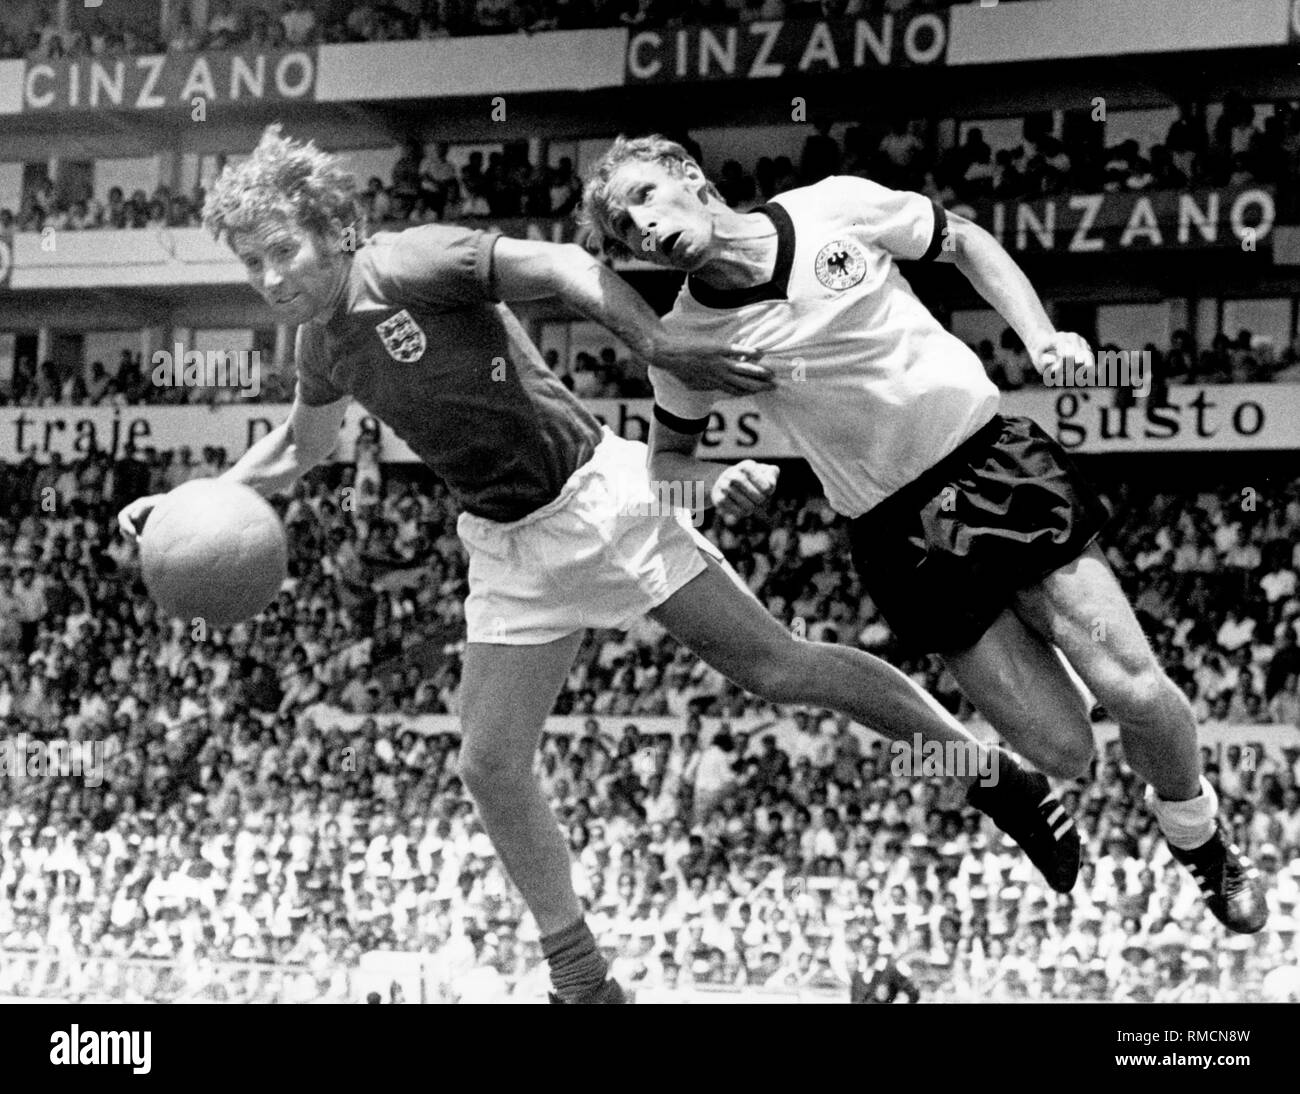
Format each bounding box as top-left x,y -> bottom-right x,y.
230,216 -> 347,326
606,159 -> 713,270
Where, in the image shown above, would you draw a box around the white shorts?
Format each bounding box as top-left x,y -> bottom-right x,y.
458,428 -> 722,645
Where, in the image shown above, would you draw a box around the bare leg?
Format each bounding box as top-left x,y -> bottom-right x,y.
651,554 -> 1083,891
1011,546 -> 1266,929
1011,544 -> 1199,800
458,631 -> 585,935
942,609 -> 1096,779
650,555 -> 988,781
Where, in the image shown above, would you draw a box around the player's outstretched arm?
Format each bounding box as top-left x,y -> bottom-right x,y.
221,390 -> 349,498
489,236 -> 773,397
940,211 -> 1093,376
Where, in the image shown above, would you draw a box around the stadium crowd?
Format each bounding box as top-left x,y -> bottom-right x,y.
2,94 -> 1289,235
3,94 -> 1297,406
0,0 -> 1015,60
0,443 -> 1298,1001
0,137 -> 583,236
775,94 -> 1299,210
3,321 -> 1299,411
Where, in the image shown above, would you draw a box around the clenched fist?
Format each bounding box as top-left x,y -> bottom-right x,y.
1031,330 -> 1094,382
711,460 -> 779,520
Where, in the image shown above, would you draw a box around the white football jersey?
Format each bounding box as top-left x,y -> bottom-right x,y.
651,175 -> 1000,518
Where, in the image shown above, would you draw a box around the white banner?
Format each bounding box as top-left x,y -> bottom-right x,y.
591,385 -> 1300,457
316,32 -> 627,101
947,0 -> 1287,65
1005,384 -> 1289,454
3,385 -> 1296,464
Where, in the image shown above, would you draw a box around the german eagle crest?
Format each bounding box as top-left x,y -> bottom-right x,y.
814,239 -> 867,291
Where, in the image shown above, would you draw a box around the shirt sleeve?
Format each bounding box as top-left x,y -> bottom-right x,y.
384,224 -> 501,310
294,324 -> 347,407
648,363 -> 718,432
830,175 -> 945,261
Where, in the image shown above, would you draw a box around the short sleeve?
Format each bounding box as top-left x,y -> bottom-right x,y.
830,176 -> 944,261
295,324 -> 347,407
648,363 -> 718,429
384,224 -> 501,310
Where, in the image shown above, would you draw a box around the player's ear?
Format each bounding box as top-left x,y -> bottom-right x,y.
684,161 -> 710,194
326,217 -> 346,252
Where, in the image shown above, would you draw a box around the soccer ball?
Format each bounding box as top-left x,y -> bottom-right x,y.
140,478 -> 288,627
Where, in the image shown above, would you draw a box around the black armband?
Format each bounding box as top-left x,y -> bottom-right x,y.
918,201 -> 949,262
653,403 -> 711,435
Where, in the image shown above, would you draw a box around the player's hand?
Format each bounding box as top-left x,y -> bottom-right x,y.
712,461 -> 779,520
117,494 -> 165,540
648,333 -> 773,396
1031,330 -> 1093,381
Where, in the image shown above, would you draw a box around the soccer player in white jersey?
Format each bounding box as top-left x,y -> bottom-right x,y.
580,134 -> 1266,934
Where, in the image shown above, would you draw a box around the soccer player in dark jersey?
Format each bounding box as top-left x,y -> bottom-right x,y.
580,134 -> 1266,935
120,127 -> 1079,1003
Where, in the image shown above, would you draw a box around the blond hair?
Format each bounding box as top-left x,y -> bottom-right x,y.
578,134 -> 722,258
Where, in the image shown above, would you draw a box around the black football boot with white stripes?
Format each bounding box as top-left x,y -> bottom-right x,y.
966,753 -> 1081,894
1169,824 -> 1268,934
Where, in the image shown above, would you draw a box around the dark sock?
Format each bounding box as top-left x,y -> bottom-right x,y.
541,918 -> 608,1003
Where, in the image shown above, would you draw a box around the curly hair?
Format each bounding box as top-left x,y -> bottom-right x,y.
203,124 -> 364,244
578,134 -> 723,259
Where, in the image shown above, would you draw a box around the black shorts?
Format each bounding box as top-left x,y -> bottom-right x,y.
848,414 -> 1109,655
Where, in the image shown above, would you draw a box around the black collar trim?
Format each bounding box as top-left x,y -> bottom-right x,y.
687,201 -> 795,309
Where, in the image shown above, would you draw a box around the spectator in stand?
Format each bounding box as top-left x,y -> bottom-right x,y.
877,118 -> 924,190
620,0 -> 658,28
420,143 -> 457,219
279,0 -> 320,45
991,149 -> 1021,198
205,0 -> 247,50
548,157 -> 581,217
417,4 -> 452,38
800,118 -> 842,184
458,176 -> 490,217
959,128 -> 994,198
360,176 -> 392,223
390,138 -> 424,218
167,9 -> 202,52
771,155 -> 799,194
567,351 -> 601,398
1216,93 -> 1260,174
694,732 -> 740,821
1164,330 -> 1197,384
716,160 -> 756,209
1149,144 -> 1188,189
475,0 -> 519,34
993,328 -> 1032,390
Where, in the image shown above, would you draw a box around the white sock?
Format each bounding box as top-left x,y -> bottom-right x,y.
1145,776 -> 1218,851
